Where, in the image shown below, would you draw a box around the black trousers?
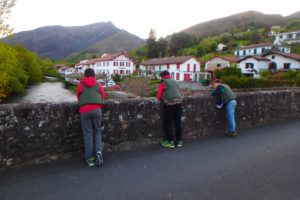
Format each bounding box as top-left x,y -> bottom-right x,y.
163,103 -> 182,142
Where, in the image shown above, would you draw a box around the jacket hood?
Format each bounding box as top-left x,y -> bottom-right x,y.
81,77 -> 97,87
163,75 -> 172,79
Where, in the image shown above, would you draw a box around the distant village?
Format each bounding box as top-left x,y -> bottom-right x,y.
57,28 -> 300,87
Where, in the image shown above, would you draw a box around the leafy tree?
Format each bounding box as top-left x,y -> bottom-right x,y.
39,58 -> 57,77
14,45 -> 42,83
156,37 -> 168,58
169,32 -> 193,55
0,0 -> 16,37
286,20 -> 300,31
250,31 -> 262,44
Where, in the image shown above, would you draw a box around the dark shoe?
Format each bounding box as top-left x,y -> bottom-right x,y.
226,131 -> 237,137
95,151 -> 104,167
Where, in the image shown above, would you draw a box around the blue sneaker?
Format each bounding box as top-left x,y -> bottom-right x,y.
86,157 -> 95,167
95,151 -> 104,167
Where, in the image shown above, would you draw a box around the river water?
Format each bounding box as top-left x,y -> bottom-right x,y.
3,82 -> 77,104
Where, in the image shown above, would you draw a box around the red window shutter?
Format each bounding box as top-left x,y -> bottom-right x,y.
167,64 -> 170,70
176,73 -> 180,80
194,64 -> 196,72
187,64 -> 190,72
177,64 -> 180,70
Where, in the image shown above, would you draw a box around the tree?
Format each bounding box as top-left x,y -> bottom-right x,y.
146,29 -> 159,58
156,37 -> 168,58
0,0 -> 16,37
286,20 -> 300,31
169,32 -> 193,56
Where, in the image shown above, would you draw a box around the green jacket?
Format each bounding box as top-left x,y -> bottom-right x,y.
162,78 -> 181,104
78,84 -> 104,106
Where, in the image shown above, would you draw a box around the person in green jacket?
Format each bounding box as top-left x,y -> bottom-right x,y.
211,79 -> 237,137
157,70 -> 183,148
77,68 -> 106,167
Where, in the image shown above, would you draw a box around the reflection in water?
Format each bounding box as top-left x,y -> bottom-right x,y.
4,82 -> 77,104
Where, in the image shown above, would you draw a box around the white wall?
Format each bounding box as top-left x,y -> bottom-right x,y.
238,58 -> 268,74
205,57 -> 230,70
93,55 -> 135,75
139,57 -> 201,81
234,46 -> 272,57
264,54 -> 300,70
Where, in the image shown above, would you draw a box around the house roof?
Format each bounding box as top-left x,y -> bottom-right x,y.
236,42 -> 273,50
83,52 -> 131,65
238,55 -> 270,62
140,56 -> 198,65
262,51 -> 300,61
215,56 -> 240,63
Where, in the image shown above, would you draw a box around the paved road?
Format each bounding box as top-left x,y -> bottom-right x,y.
1,120 -> 300,200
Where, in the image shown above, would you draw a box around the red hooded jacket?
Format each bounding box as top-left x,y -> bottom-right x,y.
76,77 -> 106,114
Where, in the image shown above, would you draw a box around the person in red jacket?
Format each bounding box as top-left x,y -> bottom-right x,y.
157,70 -> 183,148
76,68 -> 106,167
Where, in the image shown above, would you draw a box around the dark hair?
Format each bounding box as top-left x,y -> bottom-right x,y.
84,68 -> 95,77
159,70 -> 170,78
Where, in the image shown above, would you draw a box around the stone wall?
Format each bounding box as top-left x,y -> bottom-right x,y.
1,89 -> 300,170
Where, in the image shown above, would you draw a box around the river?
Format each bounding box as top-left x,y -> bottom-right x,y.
2,81 -> 77,104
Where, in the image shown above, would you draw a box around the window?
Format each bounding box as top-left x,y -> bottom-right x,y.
245,63 -> 254,69
272,56 -> 275,59
243,50 -> 246,56
126,62 -> 131,67
283,63 -> 290,70
262,48 -> 266,54
237,51 -> 240,56
114,62 -> 118,66
167,64 -> 170,70
254,49 -> 257,54
194,64 -> 196,72
187,64 -> 190,72
176,73 -> 180,80
120,62 -> 124,66
176,64 -> 180,70
217,64 -> 221,67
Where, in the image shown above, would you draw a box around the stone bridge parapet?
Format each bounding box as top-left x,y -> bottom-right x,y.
1,89 -> 300,170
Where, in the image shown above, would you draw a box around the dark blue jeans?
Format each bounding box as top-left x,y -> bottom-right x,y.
80,108 -> 102,159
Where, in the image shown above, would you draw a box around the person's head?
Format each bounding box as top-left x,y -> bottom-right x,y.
84,68 -> 95,77
159,70 -> 170,79
212,79 -> 221,88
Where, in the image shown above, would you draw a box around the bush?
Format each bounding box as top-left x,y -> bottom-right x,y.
222,76 -> 295,89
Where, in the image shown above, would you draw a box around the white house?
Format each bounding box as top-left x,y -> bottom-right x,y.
273,30 -> 300,45
75,60 -> 89,74
85,52 -> 136,76
262,51 -> 300,72
234,43 -> 290,57
237,56 -> 270,78
139,56 -> 201,81
216,43 -> 227,52
205,56 -> 240,71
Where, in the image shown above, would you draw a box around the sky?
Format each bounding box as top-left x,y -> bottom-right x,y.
7,0 -> 300,39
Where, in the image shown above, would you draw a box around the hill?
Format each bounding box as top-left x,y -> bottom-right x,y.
1,22 -> 145,60
179,11 -> 288,38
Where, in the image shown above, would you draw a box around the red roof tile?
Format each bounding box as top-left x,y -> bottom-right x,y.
236,42 -> 272,50
216,56 -> 240,62
263,51 -> 300,61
